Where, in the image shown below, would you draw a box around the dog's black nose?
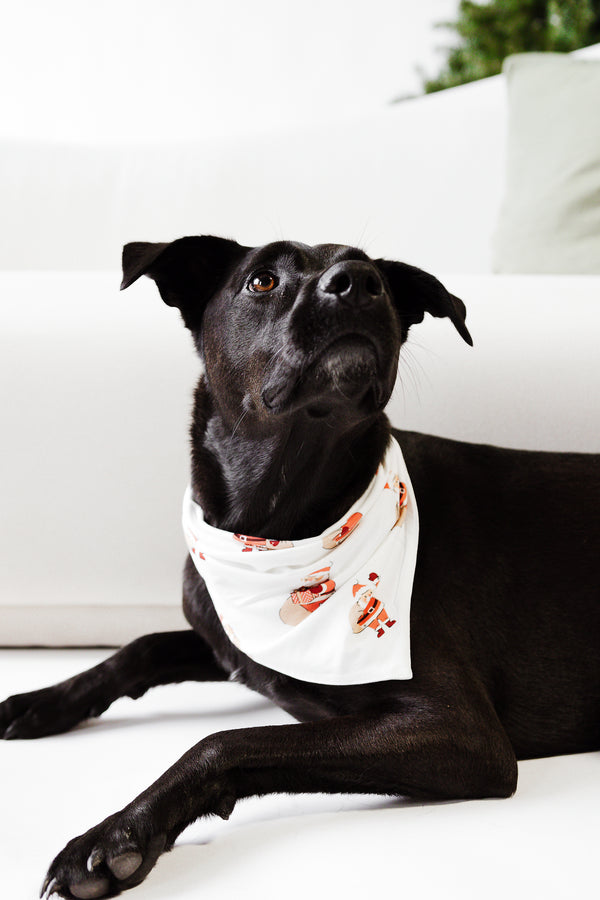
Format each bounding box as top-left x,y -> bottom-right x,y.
317,261 -> 384,307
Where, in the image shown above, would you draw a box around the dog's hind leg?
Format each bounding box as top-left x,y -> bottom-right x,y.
0,630 -> 227,740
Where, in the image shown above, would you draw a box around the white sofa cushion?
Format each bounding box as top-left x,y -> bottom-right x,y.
0,74 -> 507,275
1,273 -> 192,645
1,271 -> 598,647
493,52 -> 600,274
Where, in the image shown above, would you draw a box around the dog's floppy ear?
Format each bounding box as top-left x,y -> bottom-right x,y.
376,259 -> 473,346
120,235 -> 244,329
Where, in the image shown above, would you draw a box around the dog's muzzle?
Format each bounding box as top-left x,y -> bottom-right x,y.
260,259 -> 398,417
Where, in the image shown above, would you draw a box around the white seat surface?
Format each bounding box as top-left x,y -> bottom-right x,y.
1,649 -> 598,900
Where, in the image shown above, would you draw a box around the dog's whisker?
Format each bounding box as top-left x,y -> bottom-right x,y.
264,343 -> 288,376
392,356 -> 423,416
404,335 -> 444,364
391,365 -> 409,416
400,344 -> 431,401
353,220 -> 373,253
230,409 -> 248,440
401,359 -> 424,410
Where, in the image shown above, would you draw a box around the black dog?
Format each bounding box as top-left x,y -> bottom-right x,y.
1,237 -> 598,899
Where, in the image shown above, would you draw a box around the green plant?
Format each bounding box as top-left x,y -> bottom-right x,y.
424,0 -> 600,93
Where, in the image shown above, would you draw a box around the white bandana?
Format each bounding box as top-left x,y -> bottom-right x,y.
182,437 -> 419,685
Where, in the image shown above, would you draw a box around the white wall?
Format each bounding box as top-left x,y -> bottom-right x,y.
0,0 -> 458,141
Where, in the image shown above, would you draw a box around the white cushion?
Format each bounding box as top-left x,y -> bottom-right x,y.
0,75 -> 507,275
0,273 -> 192,645
493,53 -> 600,273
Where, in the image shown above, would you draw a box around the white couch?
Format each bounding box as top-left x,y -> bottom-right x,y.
1,44 -> 599,900
2,43 -> 599,647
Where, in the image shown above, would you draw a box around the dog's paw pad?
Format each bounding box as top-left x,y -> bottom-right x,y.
107,852 -> 143,881
69,878 -> 111,900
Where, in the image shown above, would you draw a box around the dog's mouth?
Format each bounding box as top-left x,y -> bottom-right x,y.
261,333 -> 386,417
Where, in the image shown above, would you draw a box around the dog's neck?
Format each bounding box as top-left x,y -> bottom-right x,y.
189,378 -> 391,540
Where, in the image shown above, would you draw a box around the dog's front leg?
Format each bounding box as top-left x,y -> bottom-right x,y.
0,631 -> 227,740
42,707 -> 517,898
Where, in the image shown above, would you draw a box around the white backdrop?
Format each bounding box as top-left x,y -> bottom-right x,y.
0,0 -> 458,141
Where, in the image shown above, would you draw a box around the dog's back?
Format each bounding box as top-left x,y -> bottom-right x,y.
399,429 -> 600,759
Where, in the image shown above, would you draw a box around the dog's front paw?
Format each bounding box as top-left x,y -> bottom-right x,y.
0,680 -> 108,739
0,687 -> 68,739
1,687 -> 78,740
41,810 -> 167,899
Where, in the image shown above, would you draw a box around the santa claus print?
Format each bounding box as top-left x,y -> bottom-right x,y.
349,573 -> 396,638
279,566 -> 336,626
321,511 -> 362,550
384,475 -> 408,527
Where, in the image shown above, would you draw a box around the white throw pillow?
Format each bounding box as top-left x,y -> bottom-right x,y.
492,53 -> 600,274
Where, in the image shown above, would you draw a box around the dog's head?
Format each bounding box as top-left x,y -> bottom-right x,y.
121,236 -> 471,427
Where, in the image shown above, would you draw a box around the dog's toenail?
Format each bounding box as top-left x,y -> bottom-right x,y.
40,876 -> 60,899
86,848 -> 104,872
108,851 -> 143,880
69,877 -> 110,899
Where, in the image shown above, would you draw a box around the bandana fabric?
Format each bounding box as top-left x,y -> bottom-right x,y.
182,437 -> 419,685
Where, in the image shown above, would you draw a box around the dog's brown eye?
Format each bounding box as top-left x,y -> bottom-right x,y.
249,272 -> 277,293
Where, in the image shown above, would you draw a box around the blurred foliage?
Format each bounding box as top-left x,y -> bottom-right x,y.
424,0 -> 600,92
